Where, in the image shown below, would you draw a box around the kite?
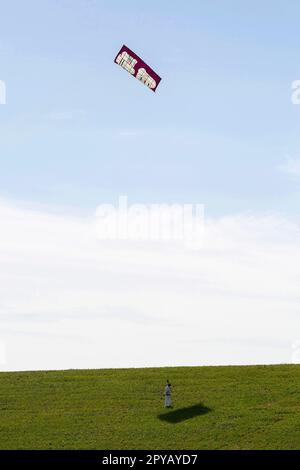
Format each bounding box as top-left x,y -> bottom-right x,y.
114,45 -> 161,92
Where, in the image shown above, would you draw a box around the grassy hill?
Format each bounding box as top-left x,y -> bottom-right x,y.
0,364 -> 300,449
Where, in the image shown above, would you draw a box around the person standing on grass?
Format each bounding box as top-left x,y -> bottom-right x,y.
164,380 -> 172,408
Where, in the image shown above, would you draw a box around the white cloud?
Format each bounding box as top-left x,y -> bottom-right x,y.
278,155 -> 300,179
118,129 -> 143,137
46,110 -> 86,121
1,199 -> 300,371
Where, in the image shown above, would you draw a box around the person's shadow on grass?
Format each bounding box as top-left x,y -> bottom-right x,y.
158,403 -> 211,424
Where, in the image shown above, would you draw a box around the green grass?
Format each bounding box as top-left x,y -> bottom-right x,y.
1,364 -> 300,449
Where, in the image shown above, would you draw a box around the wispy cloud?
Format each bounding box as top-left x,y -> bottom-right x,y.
278,155 -> 300,179
1,199 -> 300,371
118,129 -> 144,137
46,109 -> 86,121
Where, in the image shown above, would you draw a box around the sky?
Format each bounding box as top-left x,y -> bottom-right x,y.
1,0 -> 300,370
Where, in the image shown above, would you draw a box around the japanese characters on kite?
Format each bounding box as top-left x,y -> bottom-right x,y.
114,45 -> 161,92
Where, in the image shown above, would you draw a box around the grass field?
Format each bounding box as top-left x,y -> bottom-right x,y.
1,364 -> 300,449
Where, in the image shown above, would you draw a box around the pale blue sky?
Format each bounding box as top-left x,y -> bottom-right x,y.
2,2 -> 300,370
0,0 -> 300,216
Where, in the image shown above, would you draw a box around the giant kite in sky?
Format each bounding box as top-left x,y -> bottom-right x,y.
114,45 -> 161,92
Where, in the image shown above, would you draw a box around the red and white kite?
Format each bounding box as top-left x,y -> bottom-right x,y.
114,45 -> 161,92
